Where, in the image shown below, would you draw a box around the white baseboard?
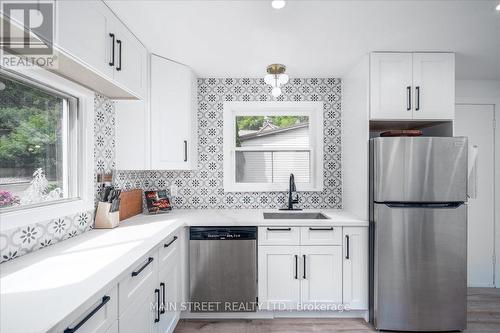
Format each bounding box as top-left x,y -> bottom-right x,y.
180,310 -> 368,321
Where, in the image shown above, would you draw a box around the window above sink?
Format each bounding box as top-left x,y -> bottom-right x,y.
223,102 -> 324,192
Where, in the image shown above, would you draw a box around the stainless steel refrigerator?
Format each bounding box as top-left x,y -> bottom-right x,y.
369,136 -> 468,332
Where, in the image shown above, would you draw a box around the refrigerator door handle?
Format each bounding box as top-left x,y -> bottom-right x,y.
467,144 -> 478,199
383,202 -> 463,208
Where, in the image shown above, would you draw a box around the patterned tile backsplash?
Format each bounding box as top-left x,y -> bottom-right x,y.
1,78 -> 341,263
114,78 -> 342,210
0,94 -> 115,263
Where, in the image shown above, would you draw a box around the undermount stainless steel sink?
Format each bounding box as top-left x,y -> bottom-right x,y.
263,212 -> 330,220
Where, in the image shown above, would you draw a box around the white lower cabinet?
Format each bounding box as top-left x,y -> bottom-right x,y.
342,227 -> 368,310
158,263 -> 181,333
258,246 -> 302,309
300,246 -> 343,305
118,289 -> 157,333
51,285 -> 118,333
117,232 -> 182,333
158,233 -> 181,333
258,226 -> 368,312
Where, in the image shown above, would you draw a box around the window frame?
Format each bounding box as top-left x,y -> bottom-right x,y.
0,67 -> 94,232
223,101 -> 324,192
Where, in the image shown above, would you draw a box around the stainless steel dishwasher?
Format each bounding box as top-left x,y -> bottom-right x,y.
189,226 -> 257,312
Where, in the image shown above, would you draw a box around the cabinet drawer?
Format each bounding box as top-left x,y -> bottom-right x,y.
258,227 -> 300,245
159,232 -> 180,268
53,285 -> 118,333
119,249 -> 158,315
300,226 -> 342,245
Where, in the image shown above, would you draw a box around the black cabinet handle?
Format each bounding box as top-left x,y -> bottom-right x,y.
406,86 -> 411,111
116,40 -> 122,71
309,227 -> 334,231
160,282 -> 166,314
267,227 -> 291,231
108,33 -> 115,66
345,235 -> 350,259
183,140 -> 188,162
164,236 -> 178,248
415,86 -> 420,111
302,254 -> 306,279
64,296 -> 110,333
154,289 -> 160,323
294,255 -> 298,279
131,257 -> 153,277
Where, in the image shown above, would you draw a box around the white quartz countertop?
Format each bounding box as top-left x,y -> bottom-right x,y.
0,209 -> 366,333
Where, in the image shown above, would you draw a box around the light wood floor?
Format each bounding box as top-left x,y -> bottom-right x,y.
174,288 -> 500,333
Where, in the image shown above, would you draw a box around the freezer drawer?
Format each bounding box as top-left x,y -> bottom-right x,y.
373,203 -> 467,331
372,137 -> 467,202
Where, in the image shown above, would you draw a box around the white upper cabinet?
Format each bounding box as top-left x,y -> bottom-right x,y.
342,227 -> 368,310
150,55 -> 198,170
55,0 -> 147,99
109,17 -> 148,99
370,52 -> 455,121
115,100 -> 150,170
56,1 -> 113,79
370,53 -> 413,120
412,53 -> 455,120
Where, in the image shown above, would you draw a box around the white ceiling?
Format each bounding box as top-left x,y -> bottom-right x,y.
106,0 -> 500,79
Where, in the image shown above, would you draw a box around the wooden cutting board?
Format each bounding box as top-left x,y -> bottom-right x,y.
119,189 -> 143,221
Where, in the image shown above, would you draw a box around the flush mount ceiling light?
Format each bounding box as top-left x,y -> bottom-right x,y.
271,0 -> 286,9
496,3 -> 500,10
264,64 -> 289,97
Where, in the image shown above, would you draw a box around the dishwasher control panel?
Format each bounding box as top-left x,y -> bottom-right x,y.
190,226 -> 257,240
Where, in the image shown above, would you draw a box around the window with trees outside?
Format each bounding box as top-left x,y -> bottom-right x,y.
223,102 -> 324,192
0,72 -> 78,212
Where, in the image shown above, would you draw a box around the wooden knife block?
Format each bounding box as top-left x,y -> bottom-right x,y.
119,189 -> 143,221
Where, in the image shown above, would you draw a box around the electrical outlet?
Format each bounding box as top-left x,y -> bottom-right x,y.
170,185 -> 178,197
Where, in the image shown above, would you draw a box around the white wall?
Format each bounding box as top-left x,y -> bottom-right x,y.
341,55 -> 370,220
456,79 -> 500,288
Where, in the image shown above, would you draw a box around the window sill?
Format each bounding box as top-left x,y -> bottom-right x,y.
224,183 -> 324,193
0,198 -> 94,232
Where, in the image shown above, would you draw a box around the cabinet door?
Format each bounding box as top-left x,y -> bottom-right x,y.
158,263 -> 181,333
51,285 -> 118,333
370,53 -> 413,120
412,53 -> 455,120
111,19 -> 148,99
150,55 -> 198,170
119,289 -> 157,333
342,227 -> 368,310
300,246 -> 343,305
55,0 -> 113,79
258,246 -> 301,309
115,100 -> 150,170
